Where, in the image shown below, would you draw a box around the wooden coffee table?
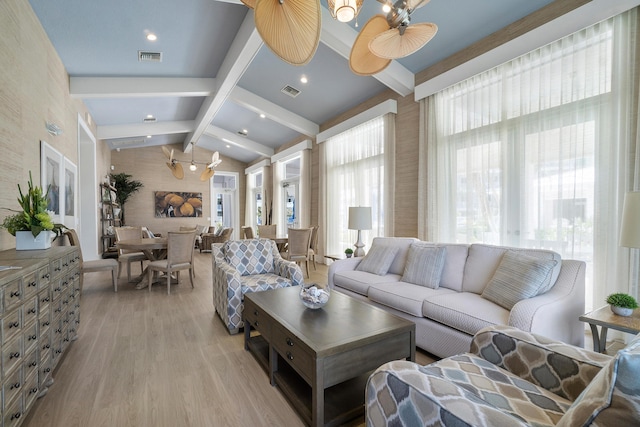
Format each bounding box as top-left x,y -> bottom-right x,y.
244,287 -> 415,427
579,305 -> 640,353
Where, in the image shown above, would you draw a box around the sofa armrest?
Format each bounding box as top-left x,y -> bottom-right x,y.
327,257 -> 363,289
470,325 -> 611,401
366,360 -> 530,427
509,259 -> 586,348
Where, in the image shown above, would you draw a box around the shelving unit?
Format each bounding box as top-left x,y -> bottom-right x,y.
100,182 -> 120,258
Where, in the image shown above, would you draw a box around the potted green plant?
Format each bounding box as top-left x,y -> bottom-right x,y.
606,293 -> 638,316
1,171 -> 65,250
344,248 -> 353,258
110,173 -> 143,225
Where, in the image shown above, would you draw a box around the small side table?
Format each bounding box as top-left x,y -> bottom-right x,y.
324,254 -> 344,262
579,305 -> 640,353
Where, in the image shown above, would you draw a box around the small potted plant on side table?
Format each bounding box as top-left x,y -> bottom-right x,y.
1,172 -> 66,250
344,248 -> 353,258
606,293 -> 639,317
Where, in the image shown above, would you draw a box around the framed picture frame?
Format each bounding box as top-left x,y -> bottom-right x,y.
64,158 -> 77,228
41,140 -> 64,222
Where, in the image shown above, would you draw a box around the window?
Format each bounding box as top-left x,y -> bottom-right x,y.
281,157 -> 300,228
252,171 -> 263,226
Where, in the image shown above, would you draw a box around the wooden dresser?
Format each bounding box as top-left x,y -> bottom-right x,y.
0,246 -> 81,426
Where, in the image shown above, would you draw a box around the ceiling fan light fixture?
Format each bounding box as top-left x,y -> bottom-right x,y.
189,162 -> 197,172
328,0 -> 363,23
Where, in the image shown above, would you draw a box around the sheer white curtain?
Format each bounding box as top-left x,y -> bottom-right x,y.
419,8 -> 640,314
245,170 -> 256,227
299,148 -> 312,228
323,113 -> 395,256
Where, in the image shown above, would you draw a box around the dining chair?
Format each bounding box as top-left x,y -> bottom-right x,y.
147,230 -> 196,295
241,226 -> 254,239
64,229 -> 119,292
114,226 -> 147,283
308,225 -> 319,270
257,224 -> 277,239
281,227 -> 313,278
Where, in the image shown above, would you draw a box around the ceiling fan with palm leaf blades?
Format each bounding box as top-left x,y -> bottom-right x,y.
350,0 -> 437,75
161,143 -> 222,181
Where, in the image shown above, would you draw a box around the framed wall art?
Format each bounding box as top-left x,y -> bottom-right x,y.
154,191 -> 203,218
41,140 -> 64,221
64,157 -> 77,228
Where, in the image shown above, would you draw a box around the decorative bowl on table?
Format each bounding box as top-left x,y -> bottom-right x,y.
299,284 -> 330,309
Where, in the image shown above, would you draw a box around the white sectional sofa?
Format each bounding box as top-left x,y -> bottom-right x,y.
328,237 -> 585,358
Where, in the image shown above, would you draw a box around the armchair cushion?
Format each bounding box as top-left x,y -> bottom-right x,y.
224,239 -> 274,276
557,333 -> 640,427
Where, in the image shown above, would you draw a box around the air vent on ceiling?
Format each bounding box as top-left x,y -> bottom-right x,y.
111,139 -> 145,147
281,85 -> 301,98
143,117 -> 157,123
138,51 -> 163,62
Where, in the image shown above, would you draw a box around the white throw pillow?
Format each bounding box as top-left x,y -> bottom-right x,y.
400,243 -> 446,289
481,250 -> 557,310
356,245 -> 399,276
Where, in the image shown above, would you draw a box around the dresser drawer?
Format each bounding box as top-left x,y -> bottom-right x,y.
2,333 -> 24,377
3,278 -> 23,311
3,363 -> 24,408
22,270 -> 39,299
23,347 -> 39,378
39,352 -> 53,386
271,324 -> 313,383
3,392 -> 24,427
39,326 -> 52,358
39,288 -> 51,309
51,278 -> 64,301
23,368 -> 39,412
24,295 -> 38,325
38,264 -> 51,289
23,321 -> 38,354
2,306 -> 23,343
39,306 -> 51,331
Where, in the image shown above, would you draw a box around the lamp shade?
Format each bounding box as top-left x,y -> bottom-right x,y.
620,192 -> 640,248
348,207 -> 372,230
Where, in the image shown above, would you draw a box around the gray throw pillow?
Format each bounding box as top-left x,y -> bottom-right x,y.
356,245 -> 399,276
481,250 -> 558,310
400,243 -> 446,289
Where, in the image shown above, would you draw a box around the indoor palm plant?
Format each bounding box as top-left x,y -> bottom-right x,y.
606,293 -> 639,316
1,171 -> 65,249
110,172 -> 143,225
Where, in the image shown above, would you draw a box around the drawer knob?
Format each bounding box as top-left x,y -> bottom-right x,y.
30,361 -> 37,367
254,310 -> 258,316
29,281 -> 37,287
286,338 -> 294,347
286,351 -> 294,361
44,368 -> 51,373
254,321 -> 259,327
10,381 -> 21,389
30,387 -> 38,394
11,412 -> 21,420
9,321 -> 20,328
29,334 -> 37,341
28,308 -> 36,314
10,352 -> 20,359
43,344 -> 50,349
10,291 -> 21,297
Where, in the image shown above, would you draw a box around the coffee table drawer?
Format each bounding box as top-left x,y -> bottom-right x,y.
244,299 -> 271,339
272,324 -> 313,383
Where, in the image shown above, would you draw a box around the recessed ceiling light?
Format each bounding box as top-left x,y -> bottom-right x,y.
300,75 -> 308,84
260,113 -> 266,119
146,33 -> 157,41
226,144 -> 231,148
147,135 -> 152,139
146,114 -> 153,119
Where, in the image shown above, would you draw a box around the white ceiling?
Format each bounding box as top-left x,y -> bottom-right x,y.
29,0 -> 599,164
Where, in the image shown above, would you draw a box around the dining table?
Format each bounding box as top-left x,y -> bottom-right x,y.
116,237 -> 168,289
272,237 -> 288,253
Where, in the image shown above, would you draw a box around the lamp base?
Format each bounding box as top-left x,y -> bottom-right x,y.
353,230 -> 366,257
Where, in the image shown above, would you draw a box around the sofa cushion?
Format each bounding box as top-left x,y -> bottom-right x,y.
438,244 -> 468,292
368,282 -> 455,317
224,239 -> 275,276
557,333 -> 640,427
462,244 -> 562,294
367,237 -> 418,275
481,251 -> 558,310
356,244 -> 399,276
332,271 -> 402,296
422,292 -> 509,336
401,243 -> 446,289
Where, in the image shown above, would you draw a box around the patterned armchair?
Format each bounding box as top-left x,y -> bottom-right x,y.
366,325 -> 640,426
211,238 -> 304,334
200,227 -> 233,252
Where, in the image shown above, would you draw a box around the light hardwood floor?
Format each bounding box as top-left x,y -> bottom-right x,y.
23,252 -> 435,427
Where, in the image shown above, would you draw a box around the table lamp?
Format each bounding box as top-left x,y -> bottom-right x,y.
348,206 -> 372,257
620,191 -> 640,249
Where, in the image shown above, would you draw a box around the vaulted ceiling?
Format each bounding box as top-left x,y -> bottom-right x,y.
29,0 -> 634,164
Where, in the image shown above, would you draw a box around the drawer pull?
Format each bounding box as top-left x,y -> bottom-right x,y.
254,310 -> 258,316
43,344 -> 51,350
28,281 -> 37,287
29,361 -> 37,367
286,338 -> 294,347
28,308 -> 36,314
10,381 -> 21,390
9,321 -> 20,328
29,334 -> 37,341
30,387 -> 38,394
286,351 -> 294,361
10,290 -> 21,297
43,321 -> 50,327
254,321 -> 259,327
44,368 -> 51,373
10,352 -> 20,359
11,412 -> 21,421
43,273 -> 50,279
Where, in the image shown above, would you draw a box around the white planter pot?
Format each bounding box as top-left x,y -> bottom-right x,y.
610,305 -> 634,317
15,230 -> 52,251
